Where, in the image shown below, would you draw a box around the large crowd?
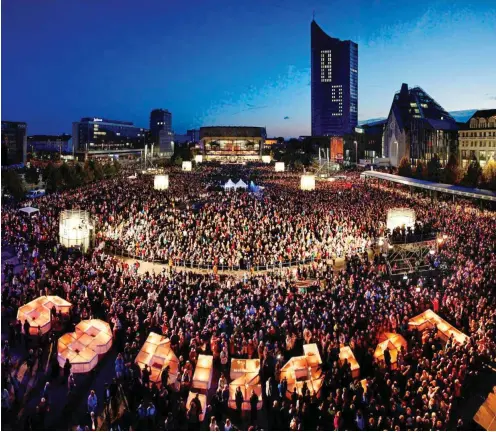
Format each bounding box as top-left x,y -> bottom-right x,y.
1,165 -> 495,430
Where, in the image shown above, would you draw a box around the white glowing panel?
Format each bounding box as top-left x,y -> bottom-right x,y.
300,175 -> 316,191
261,155 -> 271,164
195,155 -> 203,163
275,162 -> 285,172
386,208 -> 416,232
59,210 -> 91,252
182,161 -> 192,171
320,50 -> 332,82
331,85 -> 343,116
154,175 -> 169,190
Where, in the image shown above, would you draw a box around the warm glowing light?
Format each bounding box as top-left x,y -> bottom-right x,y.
300,175 -> 316,191
18,296 -> 72,335
59,210 -> 92,252
261,155 -> 271,164
182,161 -> 192,171
195,155 -> 203,163
154,175 -> 169,190
386,208 -> 416,232
275,162 -> 285,172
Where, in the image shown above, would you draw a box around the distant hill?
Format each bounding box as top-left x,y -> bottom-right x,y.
358,109 -> 477,126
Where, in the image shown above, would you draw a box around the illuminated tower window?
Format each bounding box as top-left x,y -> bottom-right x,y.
320,50 -> 332,82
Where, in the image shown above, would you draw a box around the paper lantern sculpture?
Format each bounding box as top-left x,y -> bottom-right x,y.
339,346 -> 360,378
57,319 -> 112,373
186,391 -> 207,422
182,161 -> 192,171
195,155 -> 203,164
300,174 -> 316,191
230,358 -> 260,381
408,309 -> 469,345
275,162 -> 285,172
17,296 -> 72,335
386,208 -> 416,233
261,155 -> 271,164
373,332 -> 408,370
228,372 -> 263,411
473,385 -> 496,431
135,332 -> 179,388
192,354 -> 213,390
154,175 -> 169,190
280,344 -> 323,399
59,209 -> 92,252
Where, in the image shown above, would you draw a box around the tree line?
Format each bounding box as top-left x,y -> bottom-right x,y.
397,154 -> 496,191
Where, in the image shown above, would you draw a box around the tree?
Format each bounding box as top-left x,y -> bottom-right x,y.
397,157 -> 412,178
293,160 -> 303,171
426,154 -> 442,182
461,155 -> 482,188
174,155 -> 183,167
413,161 -> 425,180
443,154 -> 461,185
25,166 -> 40,185
481,159 -> 496,190
44,163 -> 63,192
1,170 -> 25,199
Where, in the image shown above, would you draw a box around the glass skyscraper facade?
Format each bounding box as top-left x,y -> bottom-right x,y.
311,20 -> 358,137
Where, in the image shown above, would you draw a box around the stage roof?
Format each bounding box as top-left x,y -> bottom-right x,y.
361,171 -> 496,202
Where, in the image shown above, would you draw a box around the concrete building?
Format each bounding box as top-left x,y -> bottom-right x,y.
458,109 -> 496,168
28,134 -> 72,154
383,83 -> 458,167
311,20 -> 358,137
150,109 -> 173,154
1,120 -> 27,166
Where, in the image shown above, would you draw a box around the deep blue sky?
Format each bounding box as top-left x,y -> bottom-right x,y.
2,0 -> 495,137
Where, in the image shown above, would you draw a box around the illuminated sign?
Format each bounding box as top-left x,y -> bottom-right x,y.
355,127 -> 364,133
93,118 -> 103,122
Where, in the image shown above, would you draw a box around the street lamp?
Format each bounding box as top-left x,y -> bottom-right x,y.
354,141 -> 358,165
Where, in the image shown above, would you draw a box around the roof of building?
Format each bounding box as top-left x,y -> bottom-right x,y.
200,126 -> 267,138
28,134 -> 71,141
470,109 -> 496,119
362,171 -> 496,201
388,83 -> 457,132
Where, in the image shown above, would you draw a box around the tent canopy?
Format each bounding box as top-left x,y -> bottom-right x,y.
235,179 -> 248,189
19,206 -> 39,216
223,179 -> 236,189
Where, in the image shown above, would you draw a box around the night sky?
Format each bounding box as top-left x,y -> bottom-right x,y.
2,0 -> 496,137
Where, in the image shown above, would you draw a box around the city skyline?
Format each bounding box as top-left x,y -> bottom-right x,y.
2,0 -> 496,138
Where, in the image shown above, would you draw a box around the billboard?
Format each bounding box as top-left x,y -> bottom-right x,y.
330,137 -> 344,162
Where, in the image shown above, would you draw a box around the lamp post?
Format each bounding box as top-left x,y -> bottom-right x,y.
354,141 -> 358,165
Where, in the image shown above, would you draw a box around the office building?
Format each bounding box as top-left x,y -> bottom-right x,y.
1,120 -> 27,166
150,109 -> 173,154
311,19 -> 358,137
72,117 -> 147,153
187,129 -> 200,142
383,83 -> 458,167
200,126 -> 266,161
458,109 -> 496,167
347,120 -> 386,164
28,134 -> 72,154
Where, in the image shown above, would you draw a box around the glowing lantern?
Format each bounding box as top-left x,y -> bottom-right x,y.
57,319 -> 112,373
261,155 -> 271,164
192,354 -> 213,390
17,296 -> 72,335
135,332 -> 179,387
154,175 -> 169,190
275,162 -> 285,172
339,346 -> 360,378
300,174 -> 316,191
195,155 -> 203,163
373,332 -> 407,370
408,309 -> 469,345
182,161 -> 192,171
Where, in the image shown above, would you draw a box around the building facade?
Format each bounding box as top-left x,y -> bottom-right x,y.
187,129 -> 200,143
28,134 -> 72,154
72,117 -> 148,154
150,109 -> 173,154
458,109 -> 496,167
347,120 -> 386,164
383,84 -> 458,167
1,121 -> 27,166
200,126 -> 266,161
311,20 -> 358,137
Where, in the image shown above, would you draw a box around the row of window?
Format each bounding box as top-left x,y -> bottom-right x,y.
460,141 -> 496,148
469,118 -> 496,128
460,131 -> 496,137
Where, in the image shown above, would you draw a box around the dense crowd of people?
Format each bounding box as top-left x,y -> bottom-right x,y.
1,165 -> 495,430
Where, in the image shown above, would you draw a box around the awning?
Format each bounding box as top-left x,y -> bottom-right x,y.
19,206 -> 39,216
